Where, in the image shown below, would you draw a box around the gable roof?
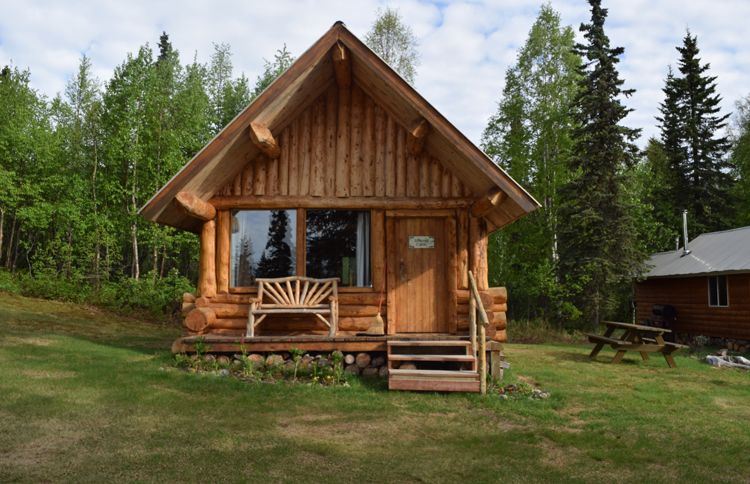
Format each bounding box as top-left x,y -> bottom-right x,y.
139,21 -> 539,232
644,226 -> 750,279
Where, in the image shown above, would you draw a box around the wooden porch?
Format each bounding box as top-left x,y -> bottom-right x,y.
171,332 -> 503,354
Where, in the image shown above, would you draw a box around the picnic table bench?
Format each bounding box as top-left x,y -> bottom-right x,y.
586,320 -> 687,368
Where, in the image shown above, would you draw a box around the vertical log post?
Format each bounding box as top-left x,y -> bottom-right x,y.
469,292 -> 477,356
199,219 -> 217,298
216,211 -> 230,294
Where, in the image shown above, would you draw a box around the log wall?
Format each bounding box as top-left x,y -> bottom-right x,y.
634,274 -> 750,339
217,83 -> 471,200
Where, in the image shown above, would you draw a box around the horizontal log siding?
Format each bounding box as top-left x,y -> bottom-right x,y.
635,274 -> 750,339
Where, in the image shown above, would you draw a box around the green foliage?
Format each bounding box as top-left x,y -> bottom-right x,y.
365,7 -> 419,84
483,4 -> 581,322
557,0 -> 644,328
252,45 -> 295,98
654,32 -> 734,236
730,95 -> 750,226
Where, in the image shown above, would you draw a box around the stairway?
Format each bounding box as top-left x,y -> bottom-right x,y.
387,340 -> 480,393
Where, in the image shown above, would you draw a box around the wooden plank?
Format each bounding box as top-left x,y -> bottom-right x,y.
266,151 -> 279,195
296,208 -> 306,277
254,155 -> 266,195
388,378 -> 480,393
375,105 -> 386,196
242,162 -> 254,195
335,83 -> 350,197
447,215 -> 458,333
215,211 -> 231,294
288,119 -> 299,195
324,84 -> 337,197
406,152 -> 419,197
311,97 -> 325,196
371,210 -> 386,294
457,209 -> 469,289
395,127 -> 406,196
362,95 -> 375,196
419,153 -> 430,197
385,116 -> 396,197
278,132 -> 289,196
385,216 -> 397,335
299,108 -> 311,195
210,196 -> 471,210
350,85 -> 364,196
430,159 -> 441,197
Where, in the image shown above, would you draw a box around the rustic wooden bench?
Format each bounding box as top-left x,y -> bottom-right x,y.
246,276 -> 339,338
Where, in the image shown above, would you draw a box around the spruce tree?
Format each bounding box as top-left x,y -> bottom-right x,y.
557,0 -> 643,326
255,210 -> 294,277
656,32 -> 733,235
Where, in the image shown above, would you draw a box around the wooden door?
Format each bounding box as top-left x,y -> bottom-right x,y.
387,215 -> 450,333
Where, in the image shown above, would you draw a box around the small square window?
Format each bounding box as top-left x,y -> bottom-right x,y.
230,210 -> 296,287
708,275 -> 728,307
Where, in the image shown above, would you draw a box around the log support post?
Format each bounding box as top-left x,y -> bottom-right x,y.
332,42 -> 351,88
216,210 -> 230,294
199,219 -> 217,298
469,217 -> 489,290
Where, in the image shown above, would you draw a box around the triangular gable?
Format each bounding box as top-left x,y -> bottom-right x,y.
215,82 -> 472,200
139,21 -> 539,233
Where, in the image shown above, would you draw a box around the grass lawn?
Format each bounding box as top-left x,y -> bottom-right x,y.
1,293 -> 749,483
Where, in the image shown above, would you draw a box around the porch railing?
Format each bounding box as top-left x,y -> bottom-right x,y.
468,271 -> 490,395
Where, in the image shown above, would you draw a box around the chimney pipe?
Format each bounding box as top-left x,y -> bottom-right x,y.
682,210 -> 691,256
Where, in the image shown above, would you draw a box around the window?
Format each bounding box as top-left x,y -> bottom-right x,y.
305,209 -> 371,287
230,210 -> 296,287
708,275 -> 728,307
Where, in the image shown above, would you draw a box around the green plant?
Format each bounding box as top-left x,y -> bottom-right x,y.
193,337 -> 209,356
331,350 -> 344,383
174,353 -> 192,369
289,348 -> 305,381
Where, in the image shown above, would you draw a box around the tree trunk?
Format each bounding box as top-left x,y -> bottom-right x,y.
131,222 -> 140,280
5,214 -> 16,269
0,208 -> 4,261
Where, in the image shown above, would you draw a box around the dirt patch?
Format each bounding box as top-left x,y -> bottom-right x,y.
0,336 -> 55,347
0,418 -> 85,472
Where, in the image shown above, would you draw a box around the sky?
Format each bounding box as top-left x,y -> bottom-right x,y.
1,0 -> 749,146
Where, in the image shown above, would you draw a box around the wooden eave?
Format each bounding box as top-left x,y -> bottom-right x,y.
139,21 -> 539,233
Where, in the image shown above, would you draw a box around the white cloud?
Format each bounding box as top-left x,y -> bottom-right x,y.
1,0 -> 748,146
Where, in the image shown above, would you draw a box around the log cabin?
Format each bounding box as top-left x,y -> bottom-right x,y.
140,22 -> 539,391
635,225 -> 750,343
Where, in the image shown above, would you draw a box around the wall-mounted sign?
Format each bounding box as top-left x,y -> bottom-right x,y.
409,236 -> 435,249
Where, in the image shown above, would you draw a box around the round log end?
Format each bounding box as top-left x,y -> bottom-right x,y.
183,292 -> 197,303
184,307 -> 217,333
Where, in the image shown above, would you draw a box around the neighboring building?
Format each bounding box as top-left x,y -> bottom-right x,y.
139,22 -> 539,359
635,226 -> 750,341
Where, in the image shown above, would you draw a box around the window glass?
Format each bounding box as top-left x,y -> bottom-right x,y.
708,275 -> 728,307
306,210 -> 371,287
717,275 -> 728,306
231,210 -> 296,286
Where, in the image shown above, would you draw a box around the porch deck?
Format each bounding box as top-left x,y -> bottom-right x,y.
171,332 -> 503,354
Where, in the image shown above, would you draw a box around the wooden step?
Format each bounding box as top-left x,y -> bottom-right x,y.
387,340 -> 471,347
388,369 -> 479,379
388,354 -> 475,363
389,378 -> 480,392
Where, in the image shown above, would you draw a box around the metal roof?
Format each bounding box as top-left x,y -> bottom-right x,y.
644,225 -> 750,278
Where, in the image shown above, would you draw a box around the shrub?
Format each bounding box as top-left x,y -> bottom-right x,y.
507,318 -> 586,344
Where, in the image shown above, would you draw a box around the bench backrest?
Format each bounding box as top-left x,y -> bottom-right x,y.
256,276 -> 339,308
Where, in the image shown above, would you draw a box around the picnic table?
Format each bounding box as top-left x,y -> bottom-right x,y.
586,321 -> 687,368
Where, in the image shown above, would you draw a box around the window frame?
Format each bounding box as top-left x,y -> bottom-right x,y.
229,207 -> 373,293
707,275 -> 729,307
